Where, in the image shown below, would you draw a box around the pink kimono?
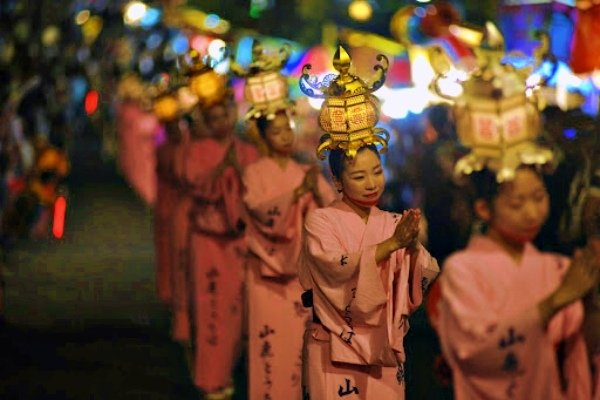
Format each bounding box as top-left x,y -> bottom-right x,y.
154,129 -> 181,304
169,131 -> 192,343
116,101 -> 159,206
243,157 -> 336,400
433,236 -> 591,400
186,137 -> 258,393
299,201 -> 440,399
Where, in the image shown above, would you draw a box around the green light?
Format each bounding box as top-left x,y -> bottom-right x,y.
249,5 -> 262,18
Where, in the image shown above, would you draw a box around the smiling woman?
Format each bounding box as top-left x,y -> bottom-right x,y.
298,46 -> 439,400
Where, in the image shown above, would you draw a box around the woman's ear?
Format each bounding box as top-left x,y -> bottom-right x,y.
474,199 -> 492,222
332,176 -> 343,193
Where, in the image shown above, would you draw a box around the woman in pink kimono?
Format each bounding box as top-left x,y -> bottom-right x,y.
243,110 -> 337,400
430,166 -> 599,400
186,97 -> 258,398
299,144 -> 440,399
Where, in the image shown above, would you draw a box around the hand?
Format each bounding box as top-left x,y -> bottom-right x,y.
541,244 -> 600,324
294,166 -> 321,203
390,209 -> 422,251
213,144 -> 239,178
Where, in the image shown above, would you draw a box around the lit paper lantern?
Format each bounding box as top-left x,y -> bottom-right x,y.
300,46 -> 389,159
183,49 -> 228,107
430,22 -> 553,182
231,40 -> 294,119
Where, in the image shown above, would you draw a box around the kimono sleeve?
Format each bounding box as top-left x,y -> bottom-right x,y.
399,243 -> 440,314
303,210 -> 387,317
438,258 -> 547,370
242,164 -> 295,229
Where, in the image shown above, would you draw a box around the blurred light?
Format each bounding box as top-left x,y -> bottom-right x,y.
414,6 -> 427,18
171,34 -> 189,55
76,47 -> 91,62
563,128 -> 577,140
213,20 -> 231,34
214,58 -> 230,74
410,48 -> 435,87
82,16 -> 103,46
139,55 -> 154,75
190,35 -> 210,52
416,0 -> 431,2
307,97 -> 324,110
84,90 -> 100,115
52,195 -> 67,239
204,14 -> 220,29
146,32 -> 163,50
348,0 -> 373,22
436,77 -> 463,97
236,36 -> 255,67
75,10 -> 90,25
208,39 -> 226,61
381,88 -> 409,119
140,7 -> 161,28
124,1 -> 147,26
449,24 -> 484,47
41,25 -> 60,47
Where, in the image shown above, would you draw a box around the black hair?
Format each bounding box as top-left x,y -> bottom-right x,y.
327,142 -> 380,180
468,165 -> 545,207
255,110 -> 288,139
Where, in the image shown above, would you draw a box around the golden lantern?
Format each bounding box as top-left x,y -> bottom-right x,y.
182,49 -> 228,107
430,22 -> 553,182
300,46 -> 389,159
231,40 -> 294,120
153,93 -> 179,122
149,73 -> 181,123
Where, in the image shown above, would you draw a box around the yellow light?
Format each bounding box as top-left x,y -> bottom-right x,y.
75,10 -> 90,25
124,1 -> 147,26
41,26 -> 60,47
348,0 -> 373,22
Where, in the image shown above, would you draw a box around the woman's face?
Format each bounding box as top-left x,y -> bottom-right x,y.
264,114 -> 294,156
204,103 -> 235,139
338,148 -> 385,207
482,168 -> 550,244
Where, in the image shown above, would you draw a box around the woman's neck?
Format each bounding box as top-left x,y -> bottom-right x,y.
487,228 -> 526,265
269,152 -> 289,169
342,195 -> 371,223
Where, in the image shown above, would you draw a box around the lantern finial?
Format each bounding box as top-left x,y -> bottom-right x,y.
299,46 -> 390,160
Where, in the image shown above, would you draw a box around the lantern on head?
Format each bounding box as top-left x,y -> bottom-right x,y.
150,73 -> 181,123
430,22 -> 553,182
299,46 -> 389,160
231,40 -> 293,120
181,48 -> 229,107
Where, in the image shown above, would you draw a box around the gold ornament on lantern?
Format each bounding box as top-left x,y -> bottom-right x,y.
231,40 -> 294,120
180,48 -> 229,108
430,22 -> 554,182
149,73 -> 181,123
299,46 -> 389,160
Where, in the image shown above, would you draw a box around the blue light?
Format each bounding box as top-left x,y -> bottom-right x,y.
146,32 -> 163,50
563,128 -> 577,140
205,14 -> 220,29
171,34 -> 189,55
141,8 -> 161,29
235,36 -> 255,68
139,56 -> 154,75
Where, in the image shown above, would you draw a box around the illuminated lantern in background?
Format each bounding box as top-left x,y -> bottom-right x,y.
231,40 -> 293,120
84,89 -> 100,115
300,46 -> 389,159
152,93 -> 179,122
182,49 -> 228,107
52,194 -> 67,240
429,22 -> 553,182
149,73 -> 181,122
